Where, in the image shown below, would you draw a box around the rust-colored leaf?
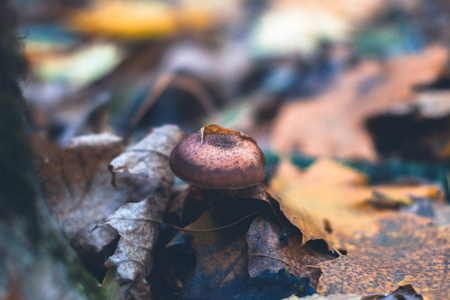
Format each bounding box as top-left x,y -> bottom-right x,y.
246,215 -> 336,289
317,213 -> 450,299
271,46 -> 448,160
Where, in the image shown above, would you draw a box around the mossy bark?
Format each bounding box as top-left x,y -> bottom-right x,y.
0,1 -> 105,299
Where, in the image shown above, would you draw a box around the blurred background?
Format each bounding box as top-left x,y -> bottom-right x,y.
17,0 -> 450,171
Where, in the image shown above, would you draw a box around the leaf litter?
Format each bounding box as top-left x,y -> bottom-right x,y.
270,157 -> 449,299
37,125 -> 185,299
34,123 -> 450,299
22,2 -> 450,299
271,46 -> 448,160
160,182 -> 337,299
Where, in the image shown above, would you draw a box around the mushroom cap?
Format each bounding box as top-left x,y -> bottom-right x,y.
169,125 -> 266,189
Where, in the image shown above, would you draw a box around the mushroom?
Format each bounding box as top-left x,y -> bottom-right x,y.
169,124 -> 266,190
169,124 -> 291,240
169,124 -> 266,227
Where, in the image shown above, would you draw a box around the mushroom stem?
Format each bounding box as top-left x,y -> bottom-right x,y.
207,189 -> 239,227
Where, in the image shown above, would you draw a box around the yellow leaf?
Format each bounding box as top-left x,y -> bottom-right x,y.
66,0 -> 214,40
270,158 -> 442,238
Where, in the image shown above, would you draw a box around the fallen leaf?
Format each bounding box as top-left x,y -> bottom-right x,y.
104,125 -> 185,298
270,158 -> 443,238
167,184 -> 209,226
167,211 -> 249,299
271,46 -> 448,160
317,213 -> 450,299
102,199 -> 156,300
37,132 -> 153,260
109,124 -> 186,188
246,215 -> 336,289
230,184 -> 335,250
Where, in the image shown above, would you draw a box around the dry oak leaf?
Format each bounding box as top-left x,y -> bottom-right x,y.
105,125 -> 185,299
168,211 -> 249,299
270,158 -> 442,239
317,213 -> 450,299
103,199 -> 157,300
271,46 -> 448,160
246,215 -> 336,289
109,124 -> 186,193
37,132 -> 155,256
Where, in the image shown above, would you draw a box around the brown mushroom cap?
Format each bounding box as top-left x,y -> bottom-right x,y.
169,124 -> 266,189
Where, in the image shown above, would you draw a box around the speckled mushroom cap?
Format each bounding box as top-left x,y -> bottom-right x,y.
169,124 -> 266,189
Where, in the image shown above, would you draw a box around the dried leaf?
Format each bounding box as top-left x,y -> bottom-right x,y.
230,184 -> 335,250
109,125 -> 185,185
271,46 -> 448,159
38,132 -> 153,257
246,215 -> 336,289
317,214 -> 450,299
270,158 -> 443,238
168,211 -> 249,299
103,199 -> 156,299
104,125 -> 185,298
276,197 -> 336,250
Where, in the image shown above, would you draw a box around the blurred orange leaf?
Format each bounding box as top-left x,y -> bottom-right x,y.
271,46 -> 448,160
66,0 -> 216,40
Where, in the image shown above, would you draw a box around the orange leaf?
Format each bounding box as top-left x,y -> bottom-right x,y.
271,46 -> 448,160
270,158 -> 442,238
317,213 -> 450,299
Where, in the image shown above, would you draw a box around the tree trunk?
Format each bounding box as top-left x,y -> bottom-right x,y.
0,1 -> 105,299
